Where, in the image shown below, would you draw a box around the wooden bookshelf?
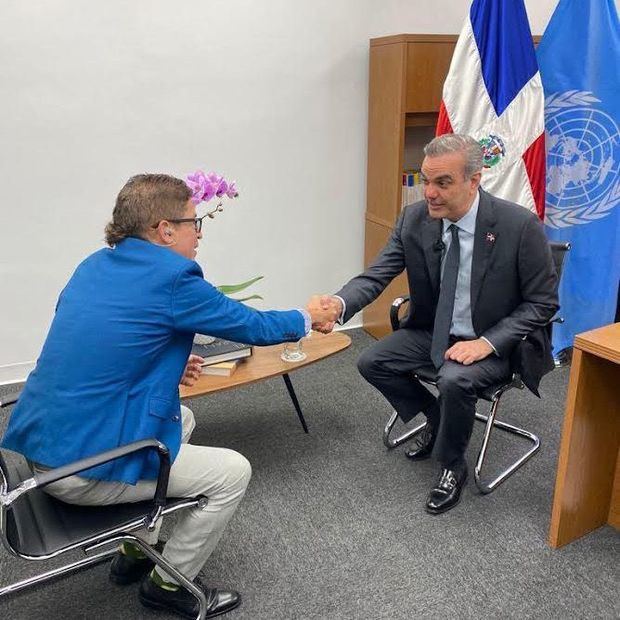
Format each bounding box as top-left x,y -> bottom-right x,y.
363,34 -> 457,339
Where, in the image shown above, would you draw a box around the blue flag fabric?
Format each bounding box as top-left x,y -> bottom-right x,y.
537,0 -> 620,354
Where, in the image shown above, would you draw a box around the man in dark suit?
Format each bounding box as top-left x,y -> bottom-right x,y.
316,134 -> 558,514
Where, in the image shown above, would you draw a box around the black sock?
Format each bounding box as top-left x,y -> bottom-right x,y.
442,459 -> 466,475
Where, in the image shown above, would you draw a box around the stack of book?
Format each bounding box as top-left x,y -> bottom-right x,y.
200,359 -> 244,376
402,170 -> 425,209
191,337 -> 252,377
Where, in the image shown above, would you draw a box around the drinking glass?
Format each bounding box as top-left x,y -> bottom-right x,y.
281,339 -> 307,362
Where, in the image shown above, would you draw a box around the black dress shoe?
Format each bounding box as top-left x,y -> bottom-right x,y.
425,464 -> 468,514
404,423 -> 437,460
139,574 -> 241,619
109,541 -> 164,585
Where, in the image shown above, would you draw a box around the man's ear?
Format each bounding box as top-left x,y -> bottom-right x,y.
471,171 -> 482,190
155,220 -> 174,243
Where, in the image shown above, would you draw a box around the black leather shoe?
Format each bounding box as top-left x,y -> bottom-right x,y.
404,423 -> 437,460
425,465 -> 468,514
109,542 -> 164,585
139,574 -> 241,619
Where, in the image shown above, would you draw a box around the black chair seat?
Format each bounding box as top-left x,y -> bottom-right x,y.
3,454 -> 186,557
0,408 -> 207,614
413,364 -> 516,402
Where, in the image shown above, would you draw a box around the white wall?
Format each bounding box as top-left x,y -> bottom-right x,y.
0,0 -> 559,382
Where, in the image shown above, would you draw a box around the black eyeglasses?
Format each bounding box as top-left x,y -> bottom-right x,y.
153,215 -> 206,233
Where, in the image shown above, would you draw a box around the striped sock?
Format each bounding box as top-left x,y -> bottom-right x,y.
121,542 -> 146,559
150,568 -> 180,592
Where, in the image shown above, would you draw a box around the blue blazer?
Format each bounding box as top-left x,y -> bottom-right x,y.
2,238 -> 305,484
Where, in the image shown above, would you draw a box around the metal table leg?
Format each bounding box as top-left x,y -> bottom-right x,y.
282,373 -> 309,433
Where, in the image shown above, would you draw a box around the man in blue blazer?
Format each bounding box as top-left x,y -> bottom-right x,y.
2,173 -> 338,619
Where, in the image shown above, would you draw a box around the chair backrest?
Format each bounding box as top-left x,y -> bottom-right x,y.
545,242 -> 570,359
0,400 -> 159,559
0,446 -> 161,558
549,241 -> 571,282
0,449 -> 57,557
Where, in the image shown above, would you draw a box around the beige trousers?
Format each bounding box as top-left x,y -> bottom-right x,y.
38,406 -> 251,583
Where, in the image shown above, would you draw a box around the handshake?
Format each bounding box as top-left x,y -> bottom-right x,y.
305,295 -> 343,334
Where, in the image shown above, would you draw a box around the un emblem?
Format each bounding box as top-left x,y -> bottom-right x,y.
544,91 -> 620,229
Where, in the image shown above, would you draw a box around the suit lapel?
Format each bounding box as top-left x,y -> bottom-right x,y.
422,216 -> 443,298
471,190 -> 499,314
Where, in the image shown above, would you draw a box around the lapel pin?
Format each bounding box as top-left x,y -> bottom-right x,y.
486,232 -> 496,243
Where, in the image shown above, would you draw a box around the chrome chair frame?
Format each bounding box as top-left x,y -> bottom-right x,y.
0,391 -> 209,620
383,241 -> 570,494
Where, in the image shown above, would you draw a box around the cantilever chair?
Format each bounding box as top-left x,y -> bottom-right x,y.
383,241 -> 570,494
0,391 -> 209,620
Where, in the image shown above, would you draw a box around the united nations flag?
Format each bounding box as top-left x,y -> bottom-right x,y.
537,0 -> 620,355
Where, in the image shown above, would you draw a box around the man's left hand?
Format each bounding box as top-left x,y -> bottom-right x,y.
180,354 -> 204,387
444,338 -> 493,365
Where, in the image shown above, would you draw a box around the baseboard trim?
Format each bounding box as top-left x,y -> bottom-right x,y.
0,361 -> 35,386
333,317 -> 362,332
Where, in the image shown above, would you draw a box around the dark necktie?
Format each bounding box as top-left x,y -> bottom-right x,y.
430,224 -> 460,369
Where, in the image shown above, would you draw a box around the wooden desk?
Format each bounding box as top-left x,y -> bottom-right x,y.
180,332 -> 352,432
549,322 -> 620,548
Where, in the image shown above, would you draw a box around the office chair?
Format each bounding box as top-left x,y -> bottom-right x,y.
383,241 -> 570,494
0,391 -> 210,620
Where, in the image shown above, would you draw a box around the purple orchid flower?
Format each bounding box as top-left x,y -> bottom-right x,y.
185,170 -> 239,210
215,177 -> 229,197
186,170 -> 208,205
202,181 -> 217,202
206,172 -> 222,185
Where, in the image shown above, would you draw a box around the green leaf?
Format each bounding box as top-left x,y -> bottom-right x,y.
216,276 -> 264,295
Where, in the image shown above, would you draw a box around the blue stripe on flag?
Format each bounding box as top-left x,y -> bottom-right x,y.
470,0 -> 538,116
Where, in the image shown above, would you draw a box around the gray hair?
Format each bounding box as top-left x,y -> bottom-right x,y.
423,134 -> 483,177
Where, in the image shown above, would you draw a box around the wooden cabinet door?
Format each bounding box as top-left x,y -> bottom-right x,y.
405,40 -> 456,113
366,40 -> 406,225
362,218 -> 408,340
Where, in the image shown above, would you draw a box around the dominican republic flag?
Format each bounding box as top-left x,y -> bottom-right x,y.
436,0 -> 546,219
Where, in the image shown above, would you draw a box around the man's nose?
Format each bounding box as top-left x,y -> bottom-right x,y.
425,185 -> 438,199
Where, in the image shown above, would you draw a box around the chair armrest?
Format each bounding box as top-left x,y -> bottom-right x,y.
34,439 -> 170,494
3,439 -> 171,513
0,390 -> 23,408
390,296 -> 411,332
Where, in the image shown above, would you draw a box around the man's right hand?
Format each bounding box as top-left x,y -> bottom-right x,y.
180,354 -> 204,387
306,295 -> 343,333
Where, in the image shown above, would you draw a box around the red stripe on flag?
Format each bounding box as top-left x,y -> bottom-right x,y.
436,101 -> 453,136
522,133 -> 546,220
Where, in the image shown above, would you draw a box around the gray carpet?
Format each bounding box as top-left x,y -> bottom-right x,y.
1,328 -> 618,619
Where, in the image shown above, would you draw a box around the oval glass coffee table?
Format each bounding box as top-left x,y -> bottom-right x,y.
180,331 -> 351,432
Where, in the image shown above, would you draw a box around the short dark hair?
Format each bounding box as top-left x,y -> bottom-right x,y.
104,174 -> 191,246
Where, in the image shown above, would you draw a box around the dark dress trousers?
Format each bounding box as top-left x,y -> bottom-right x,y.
336,189 -> 559,468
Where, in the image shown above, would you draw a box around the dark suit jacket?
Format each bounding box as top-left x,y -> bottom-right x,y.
336,189 -> 559,395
